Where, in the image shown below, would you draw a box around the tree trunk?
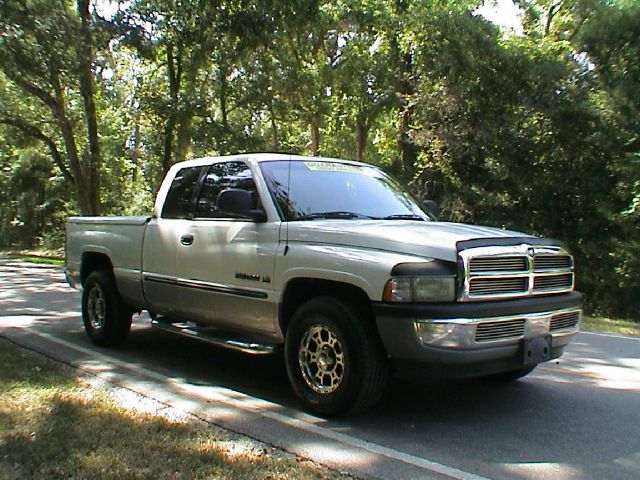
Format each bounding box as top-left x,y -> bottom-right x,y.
398,104 -> 416,176
51,71 -> 94,215
355,115 -> 367,162
131,106 -> 141,184
76,0 -> 101,215
309,120 -> 320,156
175,113 -> 193,163
390,1 -> 417,176
220,66 -> 229,133
268,99 -> 279,151
161,43 -> 181,183
397,48 -> 416,176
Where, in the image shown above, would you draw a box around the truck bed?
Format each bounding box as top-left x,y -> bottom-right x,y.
66,216 -> 151,308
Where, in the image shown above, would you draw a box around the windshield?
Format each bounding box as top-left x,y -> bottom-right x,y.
259,160 -> 430,221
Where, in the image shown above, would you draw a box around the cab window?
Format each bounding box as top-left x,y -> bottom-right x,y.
161,166 -> 203,219
195,161 -> 261,219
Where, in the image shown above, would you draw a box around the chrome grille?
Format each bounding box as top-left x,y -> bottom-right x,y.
469,277 -> 527,295
475,319 -> 525,342
533,274 -> 573,292
460,245 -> 575,301
469,256 -> 527,273
534,255 -> 572,271
550,311 -> 580,331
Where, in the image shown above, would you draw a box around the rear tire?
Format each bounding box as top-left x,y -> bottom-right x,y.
285,297 -> 388,417
82,269 -> 132,347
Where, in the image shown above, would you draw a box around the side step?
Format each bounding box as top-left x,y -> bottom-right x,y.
151,318 -> 280,355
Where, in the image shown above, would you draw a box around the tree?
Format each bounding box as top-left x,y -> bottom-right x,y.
0,0 -> 103,215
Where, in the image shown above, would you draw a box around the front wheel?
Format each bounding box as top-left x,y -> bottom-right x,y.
82,269 -> 132,347
285,297 -> 388,417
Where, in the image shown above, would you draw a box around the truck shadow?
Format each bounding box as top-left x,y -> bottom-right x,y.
116,322 -> 640,480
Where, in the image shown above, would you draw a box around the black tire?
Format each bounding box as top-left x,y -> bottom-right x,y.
285,297 -> 388,417
485,365 -> 536,381
82,269 -> 132,347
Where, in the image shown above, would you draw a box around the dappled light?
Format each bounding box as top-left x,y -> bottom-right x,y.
0,351 -> 332,479
2,261 -> 640,479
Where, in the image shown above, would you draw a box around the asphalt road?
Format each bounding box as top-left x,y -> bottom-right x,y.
1,258 -> 639,480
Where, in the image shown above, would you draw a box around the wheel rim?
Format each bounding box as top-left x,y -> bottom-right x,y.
87,284 -> 106,330
298,324 -> 345,394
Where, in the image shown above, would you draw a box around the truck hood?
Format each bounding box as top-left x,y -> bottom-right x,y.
286,220 -> 533,263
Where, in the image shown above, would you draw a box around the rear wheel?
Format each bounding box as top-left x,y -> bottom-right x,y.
82,269 -> 132,347
285,297 -> 388,416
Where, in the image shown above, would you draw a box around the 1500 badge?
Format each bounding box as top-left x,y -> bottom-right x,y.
235,272 -> 271,284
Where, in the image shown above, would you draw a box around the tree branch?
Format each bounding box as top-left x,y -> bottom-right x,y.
0,116 -> 74,183
3,70 -> 58,110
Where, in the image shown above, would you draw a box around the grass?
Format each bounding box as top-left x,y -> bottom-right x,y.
0,249 -> 64,266
0,340 -> 343,480
581,316 -> 640,336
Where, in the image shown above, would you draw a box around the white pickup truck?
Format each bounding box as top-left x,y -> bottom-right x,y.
66,153 -> 582,415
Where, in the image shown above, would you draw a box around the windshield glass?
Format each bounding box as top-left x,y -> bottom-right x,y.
259,160 -> 430,221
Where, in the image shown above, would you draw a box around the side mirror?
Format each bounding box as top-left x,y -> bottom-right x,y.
217,189 -> 267,223
422,199 -> 440,219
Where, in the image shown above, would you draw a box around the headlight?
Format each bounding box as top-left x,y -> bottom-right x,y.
382,276 -> 456,303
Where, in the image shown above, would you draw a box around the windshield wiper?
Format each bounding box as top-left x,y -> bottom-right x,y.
383,214 -> 426,221
296,211 -> 375,221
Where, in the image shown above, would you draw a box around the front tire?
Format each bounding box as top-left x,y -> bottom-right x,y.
285,297 -> 388,416
82,269 -> 132,347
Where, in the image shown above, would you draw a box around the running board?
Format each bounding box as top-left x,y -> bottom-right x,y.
151,318 -> 279,355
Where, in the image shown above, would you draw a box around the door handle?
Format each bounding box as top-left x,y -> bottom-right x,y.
180,234 -> 194,246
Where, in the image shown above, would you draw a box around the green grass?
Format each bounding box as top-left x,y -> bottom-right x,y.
12,254 -> 64,266
581,316 -> 640,336
0,340 -> 343,480
0,250 -> 64,266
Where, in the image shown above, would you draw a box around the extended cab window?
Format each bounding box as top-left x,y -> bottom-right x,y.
161,166 -> 203,219
195,161 -> 261,219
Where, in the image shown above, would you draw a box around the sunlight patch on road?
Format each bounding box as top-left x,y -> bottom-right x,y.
538,359 -> 640,391
296,440 -> 376,466
0,315 -> 46,327
499,461 -> 583,478
614,451 -> 640,475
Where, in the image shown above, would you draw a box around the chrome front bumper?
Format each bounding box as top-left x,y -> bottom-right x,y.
414,307 -> 581,350
373,292 -> 583,368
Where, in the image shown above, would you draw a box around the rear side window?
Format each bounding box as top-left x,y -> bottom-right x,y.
161,166 -> 203,219
195,161 -> 260,218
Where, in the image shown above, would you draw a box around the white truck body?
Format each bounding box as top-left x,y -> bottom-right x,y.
66,153 -> 582,415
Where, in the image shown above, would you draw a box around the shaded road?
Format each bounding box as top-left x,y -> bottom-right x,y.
1,259 -> 639,479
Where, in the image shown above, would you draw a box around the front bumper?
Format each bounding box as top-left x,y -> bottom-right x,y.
373,291 -> 582,376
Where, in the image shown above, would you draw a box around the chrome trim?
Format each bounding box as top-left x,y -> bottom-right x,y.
151,319 -> 277,354
414,307 -> 582,349
458,244 -> 574,302
143,273 -> 268,299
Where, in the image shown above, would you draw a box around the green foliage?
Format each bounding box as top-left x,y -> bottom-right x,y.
0,0 -> 637,317
0,148 -> 72,249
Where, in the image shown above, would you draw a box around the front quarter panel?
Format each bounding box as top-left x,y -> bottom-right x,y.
276,244 -> 436,301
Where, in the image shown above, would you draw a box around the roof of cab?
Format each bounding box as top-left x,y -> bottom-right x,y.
167,153 -> 368,171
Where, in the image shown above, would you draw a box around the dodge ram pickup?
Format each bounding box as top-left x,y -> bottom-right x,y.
66,153 -> 583,416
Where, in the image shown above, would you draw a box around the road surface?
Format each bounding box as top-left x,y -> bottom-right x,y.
1,259 -> 639,480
